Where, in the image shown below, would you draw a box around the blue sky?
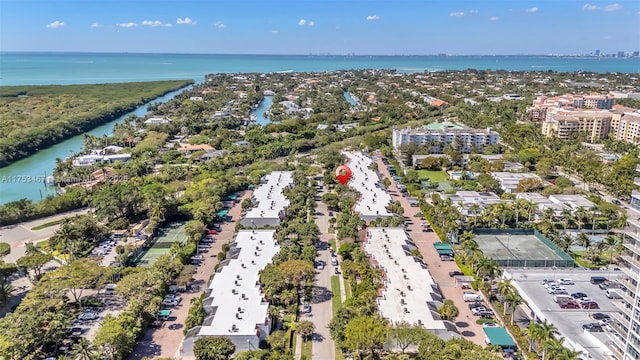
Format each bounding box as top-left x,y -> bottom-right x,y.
1,0 -> 639,55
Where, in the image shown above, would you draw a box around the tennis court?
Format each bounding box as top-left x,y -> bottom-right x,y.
134,222 -> 188,266
473,229 -> 575,268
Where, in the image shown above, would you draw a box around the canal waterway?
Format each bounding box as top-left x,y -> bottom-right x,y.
343,91 -> 358,106
250,96 -> 273,126
0,86 -> 191,205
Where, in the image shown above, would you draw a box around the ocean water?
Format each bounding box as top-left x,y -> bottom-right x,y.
1,52 -> 638,86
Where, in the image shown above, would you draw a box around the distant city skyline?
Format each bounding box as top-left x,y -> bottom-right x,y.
1,0 -> 639,55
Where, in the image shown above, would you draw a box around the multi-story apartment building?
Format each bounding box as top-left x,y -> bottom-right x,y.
528,94 -> 614,122
391,122 -> 500,154
541,109 -> 613,141
608,166 -> 640,359
612,109 -> 640,145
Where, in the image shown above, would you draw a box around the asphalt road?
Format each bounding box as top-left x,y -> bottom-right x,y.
307,184 -> 336,360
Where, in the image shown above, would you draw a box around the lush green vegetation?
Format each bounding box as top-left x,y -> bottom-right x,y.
30,218 -> 64,230
0,80 -> 193,166
416,169 -> 448,182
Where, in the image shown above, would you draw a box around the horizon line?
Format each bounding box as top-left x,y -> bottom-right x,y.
0,51 -> 621,57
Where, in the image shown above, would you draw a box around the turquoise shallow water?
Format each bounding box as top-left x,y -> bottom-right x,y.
0,52 -> 638,204
1,53 -> 638,86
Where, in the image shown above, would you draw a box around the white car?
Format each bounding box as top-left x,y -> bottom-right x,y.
471,307 -> 488,315
164,294 -> 182,303
558,278 -> 574,285
77,312 -> 99,321
546,286 -> 565,293
162,299 -> 179,307
578,297 -> 594,304
543,282 -> 559,289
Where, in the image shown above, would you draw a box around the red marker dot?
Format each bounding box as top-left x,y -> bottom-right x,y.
335,165 -> 352,185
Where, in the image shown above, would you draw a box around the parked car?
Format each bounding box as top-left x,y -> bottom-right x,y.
449,271 -> 464,277
591,313 -> 611,320
590,276 -> 607,285
463,291 -> 483,302
605,290 -> 622,299
543,282 -> 559,289
162,299 -> 179,307
540,279 -> 555,285
68,327 -> 83,337
577,297 -> 594,304
478,311 -> 494,318
582,323 -> 604,332
471,307 -> 489,315
315,261 -> 325,270
581,301 -> 600,309
559,300 -> 580,309
599,280 -> 618,289
482,322 -> 499,328
553,295 -> 572,303
613,199 -> 622,205
302,302 -> 311,313
78,312 -> 99,321
331,257 -> 338,266
469,302 -> 485,310
547,287 -> 567,295
440,255 -> 454,261
164,294 -> 182,303
571,292 -> 588,299
334,267 -> 340,274
558,278 -> 574,285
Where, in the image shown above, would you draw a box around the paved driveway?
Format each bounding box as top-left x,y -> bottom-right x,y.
375,158 -> 488,346
307,194 -> 336,360
129,191 -> 252,360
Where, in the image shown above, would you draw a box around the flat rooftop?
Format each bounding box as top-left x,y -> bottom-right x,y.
244,171 -> 294,222
549,194 -> 596,209
343,151 -> 393,219
473,229 -> 574,267
424,121 -> 466,131
364,227 -> 448,330
200,229 -> 279,336
505,269 -> 624,360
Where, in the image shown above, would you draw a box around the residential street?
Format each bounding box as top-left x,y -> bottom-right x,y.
129,191 -> 252,360
375,158 -> 488,346
307,185 -> 337,360
0,207 -> 90,263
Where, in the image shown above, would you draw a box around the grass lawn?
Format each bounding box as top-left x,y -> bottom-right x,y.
417,170 -> 448,182
301,340 -> 312,360
31,219 -> 64,231
331,276 -> 342,316
344,279 -> 352,299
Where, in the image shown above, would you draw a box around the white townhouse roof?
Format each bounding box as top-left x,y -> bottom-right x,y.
490,172 -> 542,193
548,194 -> 596,210
243,171 -> 294,226
342,151 -> 393,220
364,227 -> 447,330
200,229 -> 280,336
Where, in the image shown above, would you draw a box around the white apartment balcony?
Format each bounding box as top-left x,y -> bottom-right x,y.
612,299 -> 633,317
635,164 -> 640,172
633,189 -> 640,201
610,311 -> 630,333
635,177 -> 640,187
606,339 -> 625,360
621,253 -> 640,271
621,264 -> 639,281
617,287 -> 636,305
623,239 -> 640,254
617,274 -> 637,293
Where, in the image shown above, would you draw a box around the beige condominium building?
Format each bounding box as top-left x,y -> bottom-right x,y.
611,108 -> 640,145
541,109 -> 613,141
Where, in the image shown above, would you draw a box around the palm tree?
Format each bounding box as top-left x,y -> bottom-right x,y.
468,204 -> 482,227
72,338 -> 96,360
574,207 -> 589,231
522,322 -> 540,352
496,280 -> 514,313
505,292 -> 522,325
603,235 -> 620,265
537,320 -> 559,359
576,232 -> 591,250
560,208 -> 574,231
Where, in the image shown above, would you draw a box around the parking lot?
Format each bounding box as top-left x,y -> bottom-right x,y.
505,269 -> 622,360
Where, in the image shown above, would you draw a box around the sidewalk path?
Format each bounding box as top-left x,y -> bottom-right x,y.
375,158 -> 487,346
129,191 -> 253,360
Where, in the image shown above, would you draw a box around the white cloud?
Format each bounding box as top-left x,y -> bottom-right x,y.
213,21 -> 226,29
525,7 -> 539,13
335,25 -> 341,30
46,21 -> 65,29
90,23 -> 102,28
142,20 -> 168,27
604,3 -> 623,11
298,19 -> 314,26
449,12 -> 465,17
366,15 -> 380,20
117,22 -> 138,28
468,9 -> 479,14
583,4 -> 600,10
271,30 -> 279,34
489,16 -> 500,21
176,17 -> 196,25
